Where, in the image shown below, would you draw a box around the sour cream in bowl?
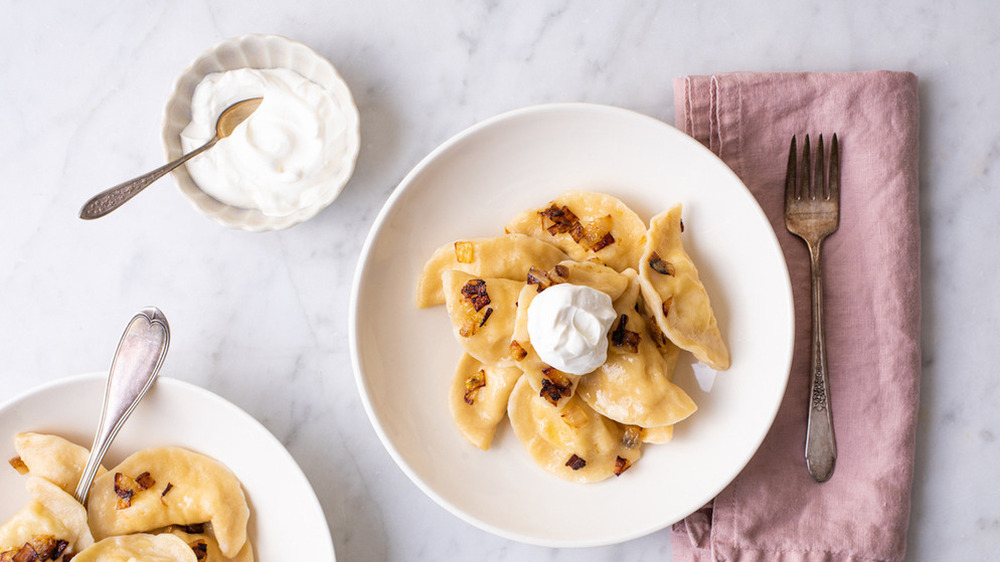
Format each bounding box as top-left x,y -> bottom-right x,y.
163,35 -> 360,231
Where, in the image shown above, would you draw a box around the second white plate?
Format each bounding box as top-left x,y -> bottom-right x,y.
351,103 -> 793,547
0,374 -> 335,560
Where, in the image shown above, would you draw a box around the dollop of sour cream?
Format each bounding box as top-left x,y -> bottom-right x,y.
527,283 -> 618,375
181,68 -> 351,217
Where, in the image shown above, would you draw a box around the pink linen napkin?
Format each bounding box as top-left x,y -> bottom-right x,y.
669,71 -> 921,561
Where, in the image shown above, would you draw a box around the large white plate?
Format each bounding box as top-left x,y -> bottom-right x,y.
350,103 -> 793,547
0,374 -> 335,560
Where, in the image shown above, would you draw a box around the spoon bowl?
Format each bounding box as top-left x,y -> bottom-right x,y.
78,98 -> 262,220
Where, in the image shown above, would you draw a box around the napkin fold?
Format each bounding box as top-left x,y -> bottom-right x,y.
670,71 -> 921,561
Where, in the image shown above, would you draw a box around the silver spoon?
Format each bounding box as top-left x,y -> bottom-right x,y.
78,97 -> 263,220
73,307 -> 170,505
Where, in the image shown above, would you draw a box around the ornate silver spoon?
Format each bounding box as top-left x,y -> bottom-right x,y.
79,97 -> 262,220
73,307 -> 170,504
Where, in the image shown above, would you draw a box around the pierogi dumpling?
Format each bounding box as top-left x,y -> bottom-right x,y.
634,321 -> 682,444
72,534 -> 197,562
507,377 -> 641,483
577,271 -> 697,428
442,271 -> 524,367
416,234 -> 569,308
12,432 -> 105,494
509,284 -> 582,410
450,353 -> 523,450
0,477 -> 94,561
505,191 -> 647,273
639,204 -> 730,370
87,447 -> 249,558
164,526 -> 255,562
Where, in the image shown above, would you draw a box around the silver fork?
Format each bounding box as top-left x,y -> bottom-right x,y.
785,134 -> 840,483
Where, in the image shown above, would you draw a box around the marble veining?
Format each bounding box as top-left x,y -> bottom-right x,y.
1,0 -> 998,560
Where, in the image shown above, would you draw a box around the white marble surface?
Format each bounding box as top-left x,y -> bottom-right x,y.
0,1 -> 995,560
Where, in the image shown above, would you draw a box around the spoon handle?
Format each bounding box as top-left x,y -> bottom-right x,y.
74,307 -> 170,505
78,138 -> 218,220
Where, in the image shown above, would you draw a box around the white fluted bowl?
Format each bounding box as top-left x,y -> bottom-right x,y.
163,34 -> 360,231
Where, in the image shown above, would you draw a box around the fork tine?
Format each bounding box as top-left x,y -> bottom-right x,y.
815,134 -> 825,199
829,133 -> 840,203
785,135 -> 798,205
802,134 -> 812,199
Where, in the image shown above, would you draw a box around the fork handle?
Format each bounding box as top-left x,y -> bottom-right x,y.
805,243 -> 837,482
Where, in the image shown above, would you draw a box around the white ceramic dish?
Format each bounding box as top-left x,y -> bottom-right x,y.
350,103 -> 794,547
163,34 -> 360,231
0,374 -> 335,560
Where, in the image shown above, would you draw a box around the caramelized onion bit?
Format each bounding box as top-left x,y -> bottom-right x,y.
162,482 -> 174,498
458,280 -> 493,337
565,454 -> 587,471
551,264 -> 569,279
649,252 -> 675,276
4,542 -> 37,562
178,523 -> 205,534
542,366 -> 571,388
458,318 -> 478,338
135,471 -> 156,490
30,537 -> 66,561
478,307 -> 494,328
621,426 -> 642,449
8,456 -> 28,475
509,340 -> 528,361
661,295 -> 674,318
113,472 -> 138,510
590,232 -> 615,252
540,204 -> 580,235
453,241 -> 475,264
461,279 -> 491,311
0,537 -> 63,562
189,540 -> 209,561
610,314 -> 641,352
560,404 -> 589,429
526,266 -> 554,291
647,315 -> 669,348
538,203 -> 617,253
464,370 -> 487,405
613,456 -> 633,476
539,368 -> 572,406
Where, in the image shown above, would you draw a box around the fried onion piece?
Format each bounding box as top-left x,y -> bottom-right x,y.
613,456 -> 632,476
7,457 -> 28,475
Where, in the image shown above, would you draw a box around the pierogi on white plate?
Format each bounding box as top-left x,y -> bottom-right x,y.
417,191 -> 730,483
4,434 -> 254,561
